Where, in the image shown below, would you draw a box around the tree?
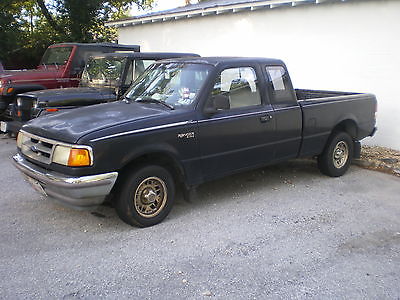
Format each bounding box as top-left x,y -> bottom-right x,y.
0,0 -> 40,68
36,0 -> 154,42
0,0 -> 154,68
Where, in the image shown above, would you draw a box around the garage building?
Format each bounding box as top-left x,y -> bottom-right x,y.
108,0 -> 400,150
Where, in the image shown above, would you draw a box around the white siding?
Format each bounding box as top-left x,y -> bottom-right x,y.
118,0 -> 400,150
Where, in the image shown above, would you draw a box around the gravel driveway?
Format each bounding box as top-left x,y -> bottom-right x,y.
0,135 -> 399,299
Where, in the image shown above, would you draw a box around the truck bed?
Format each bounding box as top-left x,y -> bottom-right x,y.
295,89 -> 361,101
295,89 -> 377,158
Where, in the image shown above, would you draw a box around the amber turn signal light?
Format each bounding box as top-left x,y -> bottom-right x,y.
46,108 -> 59,112
68,148 -> 91,167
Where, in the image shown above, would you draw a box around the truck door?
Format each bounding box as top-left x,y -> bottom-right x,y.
198,65 -> 276,180
265,65 -> 302,160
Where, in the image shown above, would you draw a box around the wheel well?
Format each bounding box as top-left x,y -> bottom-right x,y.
107,152 -> 185,204
332,120 -> 358,140
117,152 -> 184,187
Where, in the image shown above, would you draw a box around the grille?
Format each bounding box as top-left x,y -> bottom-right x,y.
20,133 -> 56,165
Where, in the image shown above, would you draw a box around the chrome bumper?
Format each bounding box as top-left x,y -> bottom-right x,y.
12,153 -> 118,209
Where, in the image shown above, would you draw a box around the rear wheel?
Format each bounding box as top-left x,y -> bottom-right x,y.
115,165 -> 175,227
317,132 -> 354,177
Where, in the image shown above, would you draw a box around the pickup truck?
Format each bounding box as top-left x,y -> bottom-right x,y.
0,42 -> 140,117
1,52 -> 199,135
12,57 -> 377,227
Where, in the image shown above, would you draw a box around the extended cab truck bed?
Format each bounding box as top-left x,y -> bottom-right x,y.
12,57 -> 377,227
1,52 -> 199,135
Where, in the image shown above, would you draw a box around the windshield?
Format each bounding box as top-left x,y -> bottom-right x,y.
125,62 -> 211,108
40,46 -> 73,66
80,57 -> 127,88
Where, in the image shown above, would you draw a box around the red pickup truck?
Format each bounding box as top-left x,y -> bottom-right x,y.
0,42 -> 140,118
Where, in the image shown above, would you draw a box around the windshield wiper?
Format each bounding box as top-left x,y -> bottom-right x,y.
136,97 -> 175,110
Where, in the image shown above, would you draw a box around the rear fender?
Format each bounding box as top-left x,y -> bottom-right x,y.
332,118 -> 358,140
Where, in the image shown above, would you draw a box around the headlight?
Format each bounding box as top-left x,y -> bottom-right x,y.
52,145 -> 70,165
53,145 -> 92,167
16,132 -> 30,149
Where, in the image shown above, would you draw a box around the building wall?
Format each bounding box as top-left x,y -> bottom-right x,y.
118,0 -> 400,150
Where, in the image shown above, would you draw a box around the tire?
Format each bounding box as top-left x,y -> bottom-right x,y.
317,132 -> 354,177
115,165 -> 175,227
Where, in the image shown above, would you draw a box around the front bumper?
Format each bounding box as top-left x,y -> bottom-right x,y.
0,120 -> 23,134
12,153 -> 118,209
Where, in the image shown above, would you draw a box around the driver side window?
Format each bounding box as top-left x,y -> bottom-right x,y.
210,67 -> 261,109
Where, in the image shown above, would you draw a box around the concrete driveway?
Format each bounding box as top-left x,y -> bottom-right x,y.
0,136 -> 399,299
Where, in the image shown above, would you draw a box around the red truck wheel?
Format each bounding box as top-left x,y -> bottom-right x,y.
115,165 -> 175,227
318,132 -> 354,177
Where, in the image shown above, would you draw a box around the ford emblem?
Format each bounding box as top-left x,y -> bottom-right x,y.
31,145 -> 39,153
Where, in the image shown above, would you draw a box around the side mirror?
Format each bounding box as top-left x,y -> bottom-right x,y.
204,94 -> 230,116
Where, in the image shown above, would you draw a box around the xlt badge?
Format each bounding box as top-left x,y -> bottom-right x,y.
177,132 -> 195,139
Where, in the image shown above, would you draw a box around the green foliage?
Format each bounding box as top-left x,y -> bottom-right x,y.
0,0 -> 154,69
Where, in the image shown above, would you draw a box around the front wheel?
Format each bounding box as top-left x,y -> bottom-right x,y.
317,132 -> 354,177
115,165 -> 175,227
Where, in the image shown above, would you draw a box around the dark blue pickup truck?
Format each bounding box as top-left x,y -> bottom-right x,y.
13,57 -> 377,227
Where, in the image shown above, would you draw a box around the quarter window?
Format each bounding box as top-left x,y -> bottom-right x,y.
266,66 -> 296,105
267,66 -> 285,91
211,67 -> 261,109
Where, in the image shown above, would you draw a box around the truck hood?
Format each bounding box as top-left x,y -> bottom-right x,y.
22,101 -> 175,144
20,87 -> 115,106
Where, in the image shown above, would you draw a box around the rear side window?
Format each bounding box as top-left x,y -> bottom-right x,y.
211,67 -> 261,109
266,66 -> 296,105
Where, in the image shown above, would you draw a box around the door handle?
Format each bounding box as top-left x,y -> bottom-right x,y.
260,114 -> 273,123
